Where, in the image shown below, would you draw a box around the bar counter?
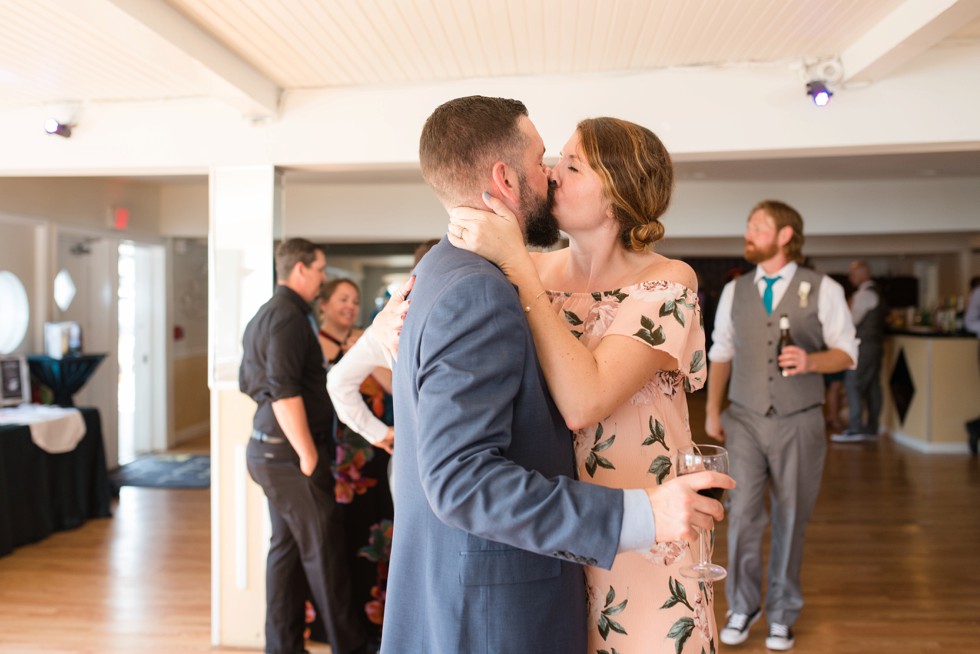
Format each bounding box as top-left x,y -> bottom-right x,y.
882,331 -> 979,452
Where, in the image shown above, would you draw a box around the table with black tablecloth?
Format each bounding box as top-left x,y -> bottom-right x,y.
27,354 -> 107,407
0,407 -> 112,558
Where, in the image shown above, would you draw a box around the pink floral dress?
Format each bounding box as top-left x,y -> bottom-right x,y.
549,280 -> 715,654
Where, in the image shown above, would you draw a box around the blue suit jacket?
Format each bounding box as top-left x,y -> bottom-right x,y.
382,239 -> 624,654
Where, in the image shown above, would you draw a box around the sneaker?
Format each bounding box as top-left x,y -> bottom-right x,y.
765,623 -> 795,650
830,430 -> 866,443
720,609 -> 761,646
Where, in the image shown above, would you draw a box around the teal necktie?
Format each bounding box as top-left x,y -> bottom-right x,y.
762,276 -> 781,315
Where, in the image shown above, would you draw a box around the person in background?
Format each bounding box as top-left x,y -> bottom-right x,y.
318,277 -> 393,639
964,276 -> 980,454
705,201 -> 857,651
822,275 -> 853,435
823,371 -> 846,434
239,238 -> 376,654
380,95 -> 732,654
316,278 -> 365,366
832,260 -> 886,443
326,239 -> 439,460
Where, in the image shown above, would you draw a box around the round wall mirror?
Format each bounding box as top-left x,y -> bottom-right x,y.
0,270 -> 30,354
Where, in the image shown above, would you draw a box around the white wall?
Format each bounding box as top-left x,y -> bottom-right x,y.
157,174 -> 980,242
0,218 -> 41,356
0,178 -> 163,235
0,43 -> 977,176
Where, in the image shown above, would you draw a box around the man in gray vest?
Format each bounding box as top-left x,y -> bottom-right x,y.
705,200 -> 857,651
832,260 -> 886,442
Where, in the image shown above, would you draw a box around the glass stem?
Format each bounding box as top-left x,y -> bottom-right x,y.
698,527 -> 710,566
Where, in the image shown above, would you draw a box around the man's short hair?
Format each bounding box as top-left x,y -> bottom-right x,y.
275,238 -> 320,282
419,96 -> 530,206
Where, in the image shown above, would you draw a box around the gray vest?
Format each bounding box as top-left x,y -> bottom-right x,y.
728,267 -> 827,416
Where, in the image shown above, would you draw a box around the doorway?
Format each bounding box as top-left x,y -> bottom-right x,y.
117,241 -> 166,465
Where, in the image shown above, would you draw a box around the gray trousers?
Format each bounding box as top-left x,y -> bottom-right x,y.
845,344 -> 883,435
722,402 -> 826,627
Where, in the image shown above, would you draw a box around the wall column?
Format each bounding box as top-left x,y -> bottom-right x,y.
208,165 -> 281,648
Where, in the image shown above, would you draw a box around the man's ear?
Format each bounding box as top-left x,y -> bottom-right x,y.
490,161 -> 521,206
777,225 -> 794,247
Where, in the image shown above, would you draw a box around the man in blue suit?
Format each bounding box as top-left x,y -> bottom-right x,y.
381,96 -> 732,654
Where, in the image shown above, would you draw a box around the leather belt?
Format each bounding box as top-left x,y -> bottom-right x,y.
251,430 -> 286,444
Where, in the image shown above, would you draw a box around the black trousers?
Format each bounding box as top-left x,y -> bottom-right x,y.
246,438 -> 368,654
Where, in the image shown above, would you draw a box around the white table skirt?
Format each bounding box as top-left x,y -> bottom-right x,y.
0,404 -> 86,453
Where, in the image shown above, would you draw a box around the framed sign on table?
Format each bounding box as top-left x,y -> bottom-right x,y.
0,355 -> 30,407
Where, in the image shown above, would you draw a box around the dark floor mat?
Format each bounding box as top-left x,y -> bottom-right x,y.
111,453 -> 210,489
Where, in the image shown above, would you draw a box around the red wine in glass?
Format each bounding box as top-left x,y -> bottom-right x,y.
677,444 -> 729,582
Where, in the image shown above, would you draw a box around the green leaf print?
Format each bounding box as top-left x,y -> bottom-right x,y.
585,423 -> 616,478
596,650 -> 621,654
648,455 -> 672,484
641,416 -> 668,450
571,330 -> 584,340
660,298 -> 687,327
592,291 -> 602,302
598,586 -> 628,641
634,317 -> 666,347
673,304 -> 686,327
606,289 -> 628,302
667,616 -> 695,654
661,576 -> 693,610
690,350 -> 705,374
564,309 -> 584,326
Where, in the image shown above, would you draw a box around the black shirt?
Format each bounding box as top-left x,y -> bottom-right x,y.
239,285 -> 334,444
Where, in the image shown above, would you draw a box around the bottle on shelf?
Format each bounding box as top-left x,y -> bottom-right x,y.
777,314 -> 794,377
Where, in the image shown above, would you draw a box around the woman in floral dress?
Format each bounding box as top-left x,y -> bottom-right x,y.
316,278 -> 394,642
449,117 -> 719,654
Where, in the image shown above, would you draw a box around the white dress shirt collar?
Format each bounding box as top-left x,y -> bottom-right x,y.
753,261 -> 798,284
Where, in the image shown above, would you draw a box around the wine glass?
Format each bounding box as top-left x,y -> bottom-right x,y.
677,444 -> 729,581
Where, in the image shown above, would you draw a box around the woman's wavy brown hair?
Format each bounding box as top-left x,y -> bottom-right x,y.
576,117 -> 674,252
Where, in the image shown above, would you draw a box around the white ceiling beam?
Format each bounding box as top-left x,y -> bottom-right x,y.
841,0 -> 980,84
102,0 -> 281,119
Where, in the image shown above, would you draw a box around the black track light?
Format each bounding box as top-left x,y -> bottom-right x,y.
44,118 -> 72,138
806,81 -> 833,107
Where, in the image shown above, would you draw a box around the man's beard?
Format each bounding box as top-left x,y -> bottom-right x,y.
744,240 -> 778,264
521,180 -> 560,248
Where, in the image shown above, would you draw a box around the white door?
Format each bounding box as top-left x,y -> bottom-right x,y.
117,241 -> 166,463
56,233 -> 119,468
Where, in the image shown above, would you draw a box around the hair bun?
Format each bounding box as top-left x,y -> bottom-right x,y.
628,220 -> 665,251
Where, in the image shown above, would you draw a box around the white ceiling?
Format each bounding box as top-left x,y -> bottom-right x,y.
1,0 -> 980,181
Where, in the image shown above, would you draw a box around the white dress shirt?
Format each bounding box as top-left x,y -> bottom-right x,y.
326,325 -> 390,444
849,280 -> 879,327
708,261 -> 858,365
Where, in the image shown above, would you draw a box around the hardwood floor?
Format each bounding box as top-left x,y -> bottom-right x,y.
1,418 -> 978,652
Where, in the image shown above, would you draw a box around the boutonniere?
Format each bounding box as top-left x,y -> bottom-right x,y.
798,281 -> 811,308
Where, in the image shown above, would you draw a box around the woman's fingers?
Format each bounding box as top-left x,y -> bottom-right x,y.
391,275 -> 415,302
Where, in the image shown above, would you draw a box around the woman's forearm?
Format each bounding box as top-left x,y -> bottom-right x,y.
510,261 -> 658,430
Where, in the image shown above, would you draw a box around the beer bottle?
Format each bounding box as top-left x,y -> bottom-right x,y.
777,314 -> 794,377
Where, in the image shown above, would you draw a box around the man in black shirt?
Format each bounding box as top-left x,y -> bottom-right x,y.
240,238 -> 374,654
